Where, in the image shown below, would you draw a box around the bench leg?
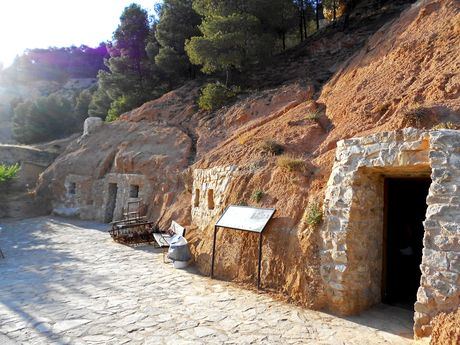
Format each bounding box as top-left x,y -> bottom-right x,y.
163,247 -> 173,264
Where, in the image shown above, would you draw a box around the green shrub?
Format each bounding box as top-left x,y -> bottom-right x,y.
0,163 -> 20,183
252,190 -> 264,203
276,155 -> 305,172
259,139 -> 284,155
305,201 -> 322,227
198,82 -> 238,111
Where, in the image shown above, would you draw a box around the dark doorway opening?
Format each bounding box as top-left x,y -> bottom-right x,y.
383,177 -> 431,310
105,183 -> 118,223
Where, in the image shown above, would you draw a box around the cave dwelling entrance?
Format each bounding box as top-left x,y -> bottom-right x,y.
104,183 -> 118,223
383,177 -> 430,309
321,129 -> 460,337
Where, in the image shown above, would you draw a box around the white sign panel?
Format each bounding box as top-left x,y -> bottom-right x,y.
216,205 -> 275,233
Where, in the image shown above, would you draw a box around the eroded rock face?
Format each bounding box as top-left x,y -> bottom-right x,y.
37,120 -> 192,226
322,128 -> 460,337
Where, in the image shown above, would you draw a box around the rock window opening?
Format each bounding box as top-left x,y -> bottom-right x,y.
194,189 -> 200,207
129,184 -> 139,198
383,177 -> 431,310
207,189 -> 215,210
105,183 -> 118,223
68,182 -> 76,195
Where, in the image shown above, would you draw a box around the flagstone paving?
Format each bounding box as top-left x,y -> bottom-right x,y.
0,216 -> 428,344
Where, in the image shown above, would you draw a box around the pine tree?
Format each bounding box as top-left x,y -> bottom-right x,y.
185,0 -> 275,85
155,0 -> 201,81
253,0 -> 298,50
91,4 -> 164,120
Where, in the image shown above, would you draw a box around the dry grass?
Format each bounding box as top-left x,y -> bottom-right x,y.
237,132 -> 253,145
376,102 -> 390,115
432,122 -> 459,130
259,139 -> 284,155
306,110 -> 321,120
276,155 -> 306,172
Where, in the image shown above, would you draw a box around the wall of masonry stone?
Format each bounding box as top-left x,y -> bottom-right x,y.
191,166 -> 237,229
56,173 -> 151,222
322,128 -> 460,338
415,130 -> 460,337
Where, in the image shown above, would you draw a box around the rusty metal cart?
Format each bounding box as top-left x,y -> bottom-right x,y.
108,201 -> 156,245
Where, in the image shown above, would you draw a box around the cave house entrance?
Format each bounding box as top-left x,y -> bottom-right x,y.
321,129 -> 460,337
383,177 -> 431,309
105,183 -> 118,223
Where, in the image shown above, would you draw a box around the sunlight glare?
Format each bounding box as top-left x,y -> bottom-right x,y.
0,0 -> 157,68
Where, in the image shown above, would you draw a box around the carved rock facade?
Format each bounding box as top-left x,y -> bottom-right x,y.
54,173 -> 151,222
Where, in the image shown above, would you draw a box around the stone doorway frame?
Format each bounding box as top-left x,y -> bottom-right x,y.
321,128 -> 460,337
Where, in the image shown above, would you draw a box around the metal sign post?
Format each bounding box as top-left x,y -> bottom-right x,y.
210,205 -> 276,290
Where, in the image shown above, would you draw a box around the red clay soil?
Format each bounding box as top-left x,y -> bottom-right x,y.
430,308 -> 460,345
317,0 -> 460,154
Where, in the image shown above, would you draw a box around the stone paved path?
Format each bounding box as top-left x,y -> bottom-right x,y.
0,217 -> 428,345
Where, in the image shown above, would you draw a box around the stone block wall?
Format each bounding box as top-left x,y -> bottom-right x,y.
100,173 -> 151,222
321,128 -> 460,337
191,166 -> 237,229
55,173 -> 151,222
415,130 -> 460,337
60,174 -> 93,218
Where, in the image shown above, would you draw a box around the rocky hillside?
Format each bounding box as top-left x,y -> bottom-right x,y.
317,0 -> 460,152
36,0 -> 459,315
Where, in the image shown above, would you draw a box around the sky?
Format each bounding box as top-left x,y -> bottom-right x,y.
0,0 -> 160,68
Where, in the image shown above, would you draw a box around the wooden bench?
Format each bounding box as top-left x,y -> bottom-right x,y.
153,221 -> 186,262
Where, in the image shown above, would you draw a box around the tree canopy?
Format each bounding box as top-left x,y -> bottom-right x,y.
155,0 -> 201,82
7,0 -> 376,142
13,95 -> 80,144
90,3 -> 165,121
